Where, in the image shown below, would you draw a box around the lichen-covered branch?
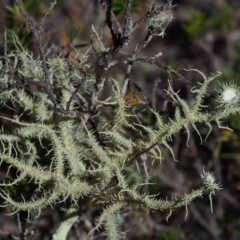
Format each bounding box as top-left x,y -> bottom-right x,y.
0,0 -> 238,239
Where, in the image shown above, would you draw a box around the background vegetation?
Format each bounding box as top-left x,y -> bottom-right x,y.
0,0 -> 240,240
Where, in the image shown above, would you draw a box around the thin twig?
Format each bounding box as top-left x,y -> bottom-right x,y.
39,0 -> 57,33
0,28 -> 8,77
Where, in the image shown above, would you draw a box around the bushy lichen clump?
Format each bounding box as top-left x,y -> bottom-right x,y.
0,0 -> 239,239
0,46 -> 233,238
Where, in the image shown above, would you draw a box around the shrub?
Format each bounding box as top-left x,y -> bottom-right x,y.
0,0 -> 239,239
